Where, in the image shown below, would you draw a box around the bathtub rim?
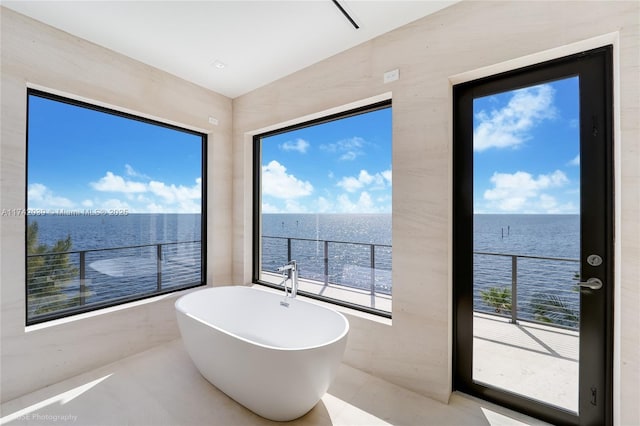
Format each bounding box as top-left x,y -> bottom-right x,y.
175,285 -> 350,352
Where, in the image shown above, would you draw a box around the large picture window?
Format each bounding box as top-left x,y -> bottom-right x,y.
253,101 -> 392,316
25,89 -> 206,325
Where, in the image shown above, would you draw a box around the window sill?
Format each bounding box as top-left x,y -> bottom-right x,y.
250,283 -> 392,326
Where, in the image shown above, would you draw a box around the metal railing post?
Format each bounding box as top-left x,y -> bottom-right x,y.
370,244 -> 376,308
79,251 -> 86,305
287,238 -> 292,263
323,240 -> 329,286
156,243 -> 163,291
511,255 -> 518,324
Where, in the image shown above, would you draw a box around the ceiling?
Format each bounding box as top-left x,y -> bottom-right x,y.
3,1 -> 458,99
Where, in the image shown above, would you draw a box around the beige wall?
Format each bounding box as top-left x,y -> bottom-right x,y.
0,8 -> 233,402
233,1 -> 639,424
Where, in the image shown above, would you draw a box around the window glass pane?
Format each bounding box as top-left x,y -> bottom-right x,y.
26,91 -> 205,324
256,103 -> 392,314
472,78 -> 580,411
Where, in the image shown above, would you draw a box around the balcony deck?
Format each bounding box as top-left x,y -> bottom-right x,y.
474,312 -> 579,413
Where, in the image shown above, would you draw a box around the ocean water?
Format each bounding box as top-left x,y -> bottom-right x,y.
474,214 -> 579,259
28,214 -> 201,250
29,213 -> 580,323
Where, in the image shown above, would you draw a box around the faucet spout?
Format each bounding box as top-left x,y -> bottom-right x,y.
277,260 -> 298,298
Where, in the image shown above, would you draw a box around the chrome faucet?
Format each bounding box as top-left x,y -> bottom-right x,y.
277,260 -> 298,299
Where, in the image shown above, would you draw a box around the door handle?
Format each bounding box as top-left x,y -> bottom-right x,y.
578,277 -> 603,290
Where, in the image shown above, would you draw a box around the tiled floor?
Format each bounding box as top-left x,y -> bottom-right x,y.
0,340 -> 550,426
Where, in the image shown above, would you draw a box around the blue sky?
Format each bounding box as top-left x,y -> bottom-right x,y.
473,76 -> 580,214
260,107 -> 392,214
27,95 -> 202,213
28,78 -> 578,216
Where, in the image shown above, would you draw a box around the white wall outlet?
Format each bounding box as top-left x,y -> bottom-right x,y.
208,116 -> 219,126
383,69 -> 399,84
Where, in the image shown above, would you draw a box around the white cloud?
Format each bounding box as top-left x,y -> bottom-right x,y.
358,170 -> 375,185
27,183 -> 46,200
125,164 -> 151,179
88,169 -> 202,213
337,169 -> 389,193
147,178 -> 201,213
335,191 -> 391,213
261,202 -> 280,213
321,136 -> 365,161
474,84 -> 557,151
149,178 -> 201,202
337,176 -> 363,193
284,199 -> 308,213
29,166 -> 203,214
279,138 -> 309,154
145,202 -> 165,214
99,198 -> 131,211
381,169 -> 392,184
339,151 -> 357,161
539,194 -> 558,210
90,171 -> 147,193
337,192 -> 373,213
262,160 -> 313,199
537,194 -> 578,214
483,170 -> 569,212
315,196 -> 333,213
28,183 -> 74,209
568,155 -> 580,166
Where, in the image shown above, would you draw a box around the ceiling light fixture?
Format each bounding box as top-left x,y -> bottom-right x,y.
212,60 -> 226,69
331,0 -> 359,29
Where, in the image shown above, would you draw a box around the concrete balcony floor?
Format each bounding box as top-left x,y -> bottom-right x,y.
0,339 -> 551,426
474,313 -> 579,413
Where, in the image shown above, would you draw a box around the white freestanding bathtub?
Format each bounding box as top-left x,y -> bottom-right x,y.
175,286 -> 349,421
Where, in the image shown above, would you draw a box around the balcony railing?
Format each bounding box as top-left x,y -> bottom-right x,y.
27,240 -> 202,323
261,237 -> 578,329
28,234 -> 578,330
261,235 -> 392,301
473,252 -> 580,330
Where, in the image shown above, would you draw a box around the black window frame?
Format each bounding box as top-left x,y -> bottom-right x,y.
252,99 -> 392,318
25,88 -> 207,325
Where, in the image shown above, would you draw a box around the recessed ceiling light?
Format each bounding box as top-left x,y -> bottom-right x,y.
212,60 -> 226,69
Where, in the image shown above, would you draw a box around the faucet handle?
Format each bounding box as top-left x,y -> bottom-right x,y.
277,260 -> 297,272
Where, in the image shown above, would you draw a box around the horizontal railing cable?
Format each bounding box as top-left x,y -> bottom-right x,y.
27,240 -> 202,323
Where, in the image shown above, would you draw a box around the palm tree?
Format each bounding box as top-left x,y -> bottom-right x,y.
27,221 -> 80,315
480,286 -> 512,315
530,292 -> 579,328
